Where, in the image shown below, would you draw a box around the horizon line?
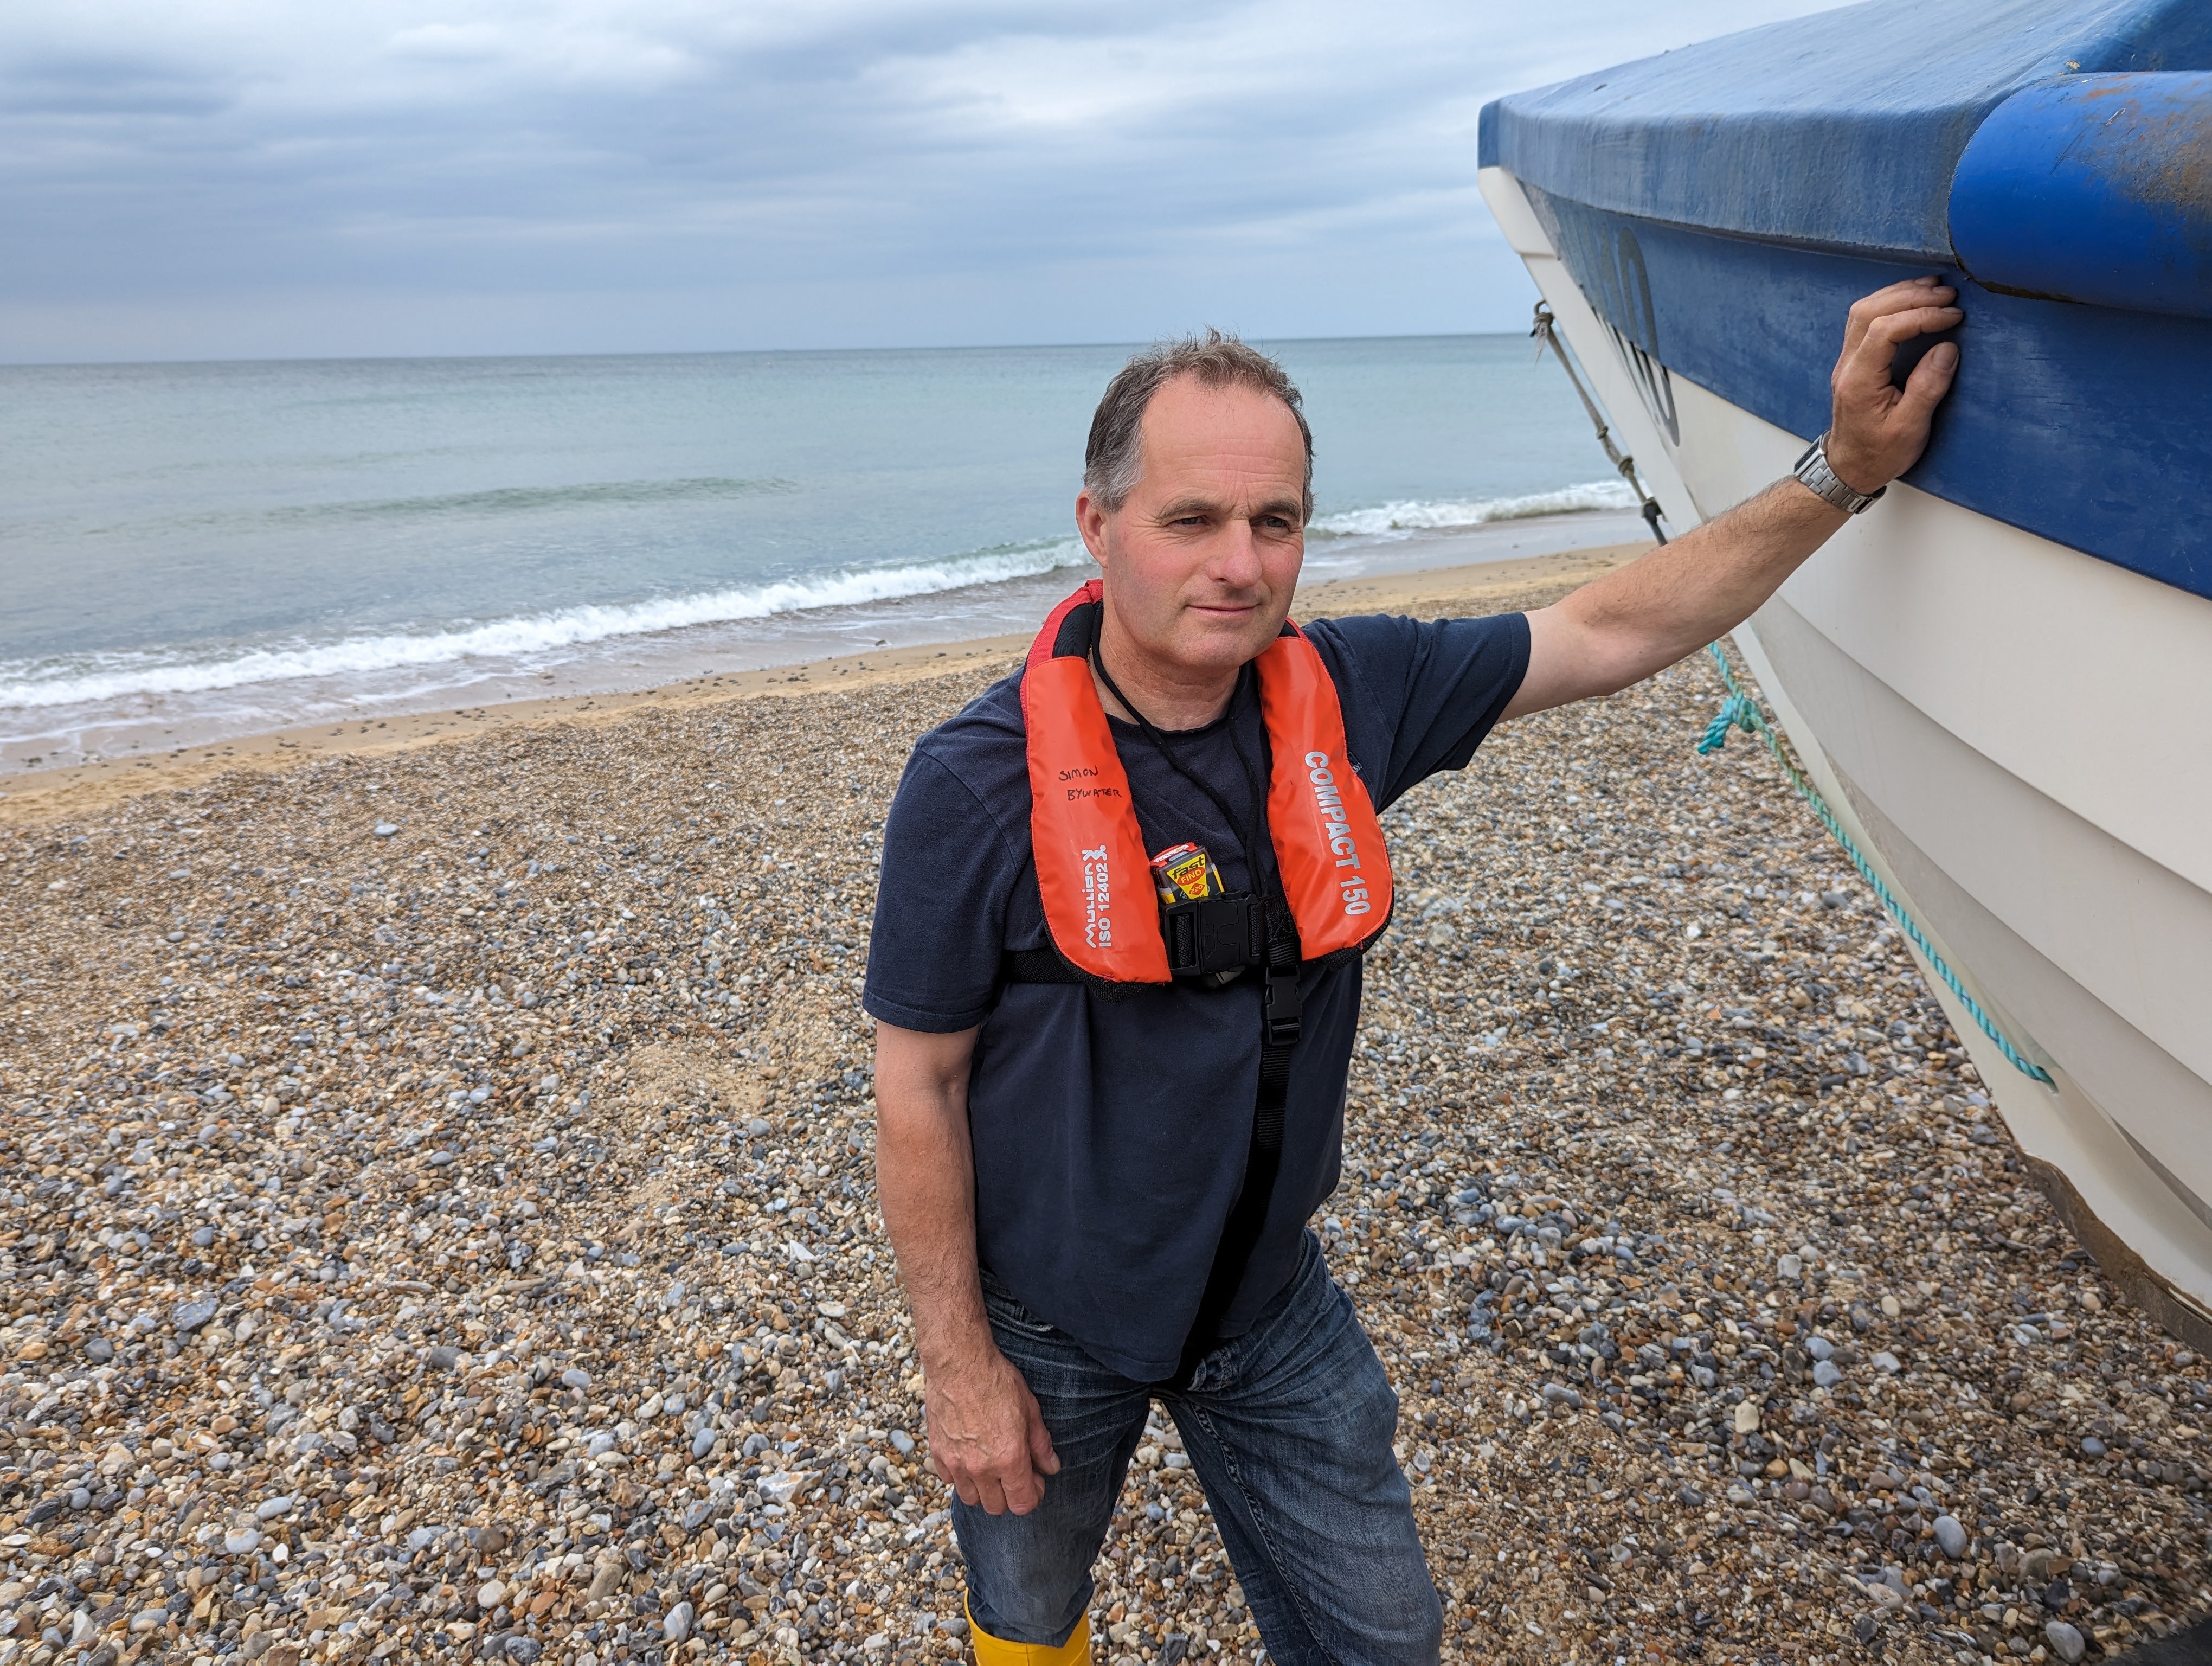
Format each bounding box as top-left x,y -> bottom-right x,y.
0,327 -> 1528,374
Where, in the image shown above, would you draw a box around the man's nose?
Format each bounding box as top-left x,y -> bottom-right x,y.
1210,520 -> 1264,586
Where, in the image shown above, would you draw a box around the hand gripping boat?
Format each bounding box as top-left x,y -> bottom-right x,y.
1480,0 -> 2212,1342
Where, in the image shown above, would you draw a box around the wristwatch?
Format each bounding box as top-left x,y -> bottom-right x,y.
1792,433 -> 1886,515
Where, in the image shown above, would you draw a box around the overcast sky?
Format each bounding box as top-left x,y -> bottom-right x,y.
0,0 -> 1838,363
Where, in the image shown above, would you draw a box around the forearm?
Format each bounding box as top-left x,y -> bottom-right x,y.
874,1055 -> 993,1373
1574,479 -> 1842,673
1513,479 -> 1843,713
872,1021 -> 1058,1512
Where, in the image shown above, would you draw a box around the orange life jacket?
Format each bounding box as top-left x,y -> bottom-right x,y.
1020,578 -> 1394,983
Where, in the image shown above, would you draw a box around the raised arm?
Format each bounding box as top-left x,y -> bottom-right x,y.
1503,277 -> 1963,720
873,1018 -> 1060,1515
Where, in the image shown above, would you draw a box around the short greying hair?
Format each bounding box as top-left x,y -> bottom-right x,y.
1083,329 -> 1314,521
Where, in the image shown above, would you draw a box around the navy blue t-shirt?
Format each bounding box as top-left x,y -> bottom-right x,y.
864,611 -> 1529,1380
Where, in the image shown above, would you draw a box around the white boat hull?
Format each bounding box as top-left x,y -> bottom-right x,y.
1482,165 -> 2212,1342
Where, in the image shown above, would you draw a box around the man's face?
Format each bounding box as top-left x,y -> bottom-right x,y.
1076,376 -> 1308,678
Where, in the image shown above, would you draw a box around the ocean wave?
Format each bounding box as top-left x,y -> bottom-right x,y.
1309,480 -> 1636,537
253,476 -> 799,525
0,537 -> 1091,710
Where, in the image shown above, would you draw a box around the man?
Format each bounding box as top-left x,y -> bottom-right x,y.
864,279 -> 1960,1664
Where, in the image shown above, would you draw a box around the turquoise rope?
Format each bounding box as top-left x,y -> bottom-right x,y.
1695,642 -> 2055,1086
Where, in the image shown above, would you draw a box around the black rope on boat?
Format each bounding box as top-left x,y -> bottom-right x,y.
1531,301 -> 1670,546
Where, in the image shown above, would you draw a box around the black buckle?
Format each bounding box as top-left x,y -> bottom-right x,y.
1263,970 -> 1302,1048
1162,892 -> 1266,979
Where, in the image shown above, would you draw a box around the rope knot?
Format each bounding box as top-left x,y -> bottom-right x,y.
1696,693 -> 1759,755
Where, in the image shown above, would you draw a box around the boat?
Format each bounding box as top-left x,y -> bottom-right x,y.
1478,0 -> 2212,1343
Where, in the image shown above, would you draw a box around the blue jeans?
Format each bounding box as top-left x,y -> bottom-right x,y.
956,1232 -> 1443,1665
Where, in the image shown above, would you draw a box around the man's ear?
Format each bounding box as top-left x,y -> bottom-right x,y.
1075,489 -> 1112,567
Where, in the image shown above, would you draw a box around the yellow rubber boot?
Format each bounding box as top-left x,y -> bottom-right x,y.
965,1595 -> 1092,1665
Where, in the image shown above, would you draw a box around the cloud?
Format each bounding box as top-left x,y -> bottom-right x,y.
0,0 -> 1840,361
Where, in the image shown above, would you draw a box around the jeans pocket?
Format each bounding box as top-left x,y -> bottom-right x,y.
980,1270 -> 1058,1337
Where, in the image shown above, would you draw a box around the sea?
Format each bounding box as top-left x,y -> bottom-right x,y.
0,336 -> 1646,774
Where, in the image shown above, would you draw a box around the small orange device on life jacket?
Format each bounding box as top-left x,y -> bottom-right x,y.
1019,579 -> 1393,985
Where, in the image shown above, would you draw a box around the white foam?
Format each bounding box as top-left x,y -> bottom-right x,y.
0,538 -> 1092,710
1309,480 -> 1636,538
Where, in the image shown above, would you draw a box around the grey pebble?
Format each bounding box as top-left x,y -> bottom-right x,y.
691,1427 -> 716,1459
1541,1383 -> 1583,1409
85,1337 -> 113,1363
428,1345 -> 460,1369
2081,1436 -> 2107,1459
664,1600 -> 695,1643
1870,1351 -> 1902,1373
560,1367 -> 591,1390
224,1528 -> 261,1555
69,1486 -> 92,1511
1811,1359 -> 1844,1388
2044,1620 -> 2085,1664
172,1297 -> 218,1333
505,1640 -> 544,1664
1933,1514 -> 1967,1558
1805,1335 -> 1834,1361
1675,1485 -> 1704,1508
747,1118 -> 771,1137
372,822 -> 399,837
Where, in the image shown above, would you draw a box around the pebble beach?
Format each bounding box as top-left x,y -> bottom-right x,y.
3,548 -> 2208,1666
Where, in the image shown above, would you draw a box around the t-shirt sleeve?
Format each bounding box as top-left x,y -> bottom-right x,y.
1308,611 -> 1531,808
863,746 -> 1019,1033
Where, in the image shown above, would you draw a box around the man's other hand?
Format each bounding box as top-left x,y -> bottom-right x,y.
923,1343 -> 1062,1515
1824,277 -> 1963,495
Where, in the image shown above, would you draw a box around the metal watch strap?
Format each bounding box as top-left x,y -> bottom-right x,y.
1793,432 -> 1886,515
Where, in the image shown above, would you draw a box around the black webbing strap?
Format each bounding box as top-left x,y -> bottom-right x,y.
1000,947 -> 1081,984
1166,923 -> 1298,1391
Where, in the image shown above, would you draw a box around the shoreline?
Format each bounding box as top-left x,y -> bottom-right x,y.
0,540 -> 1647,826
0,507 -> 1649,786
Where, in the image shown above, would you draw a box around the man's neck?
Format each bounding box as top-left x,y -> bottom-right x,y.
1092,609 -> 1242,731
